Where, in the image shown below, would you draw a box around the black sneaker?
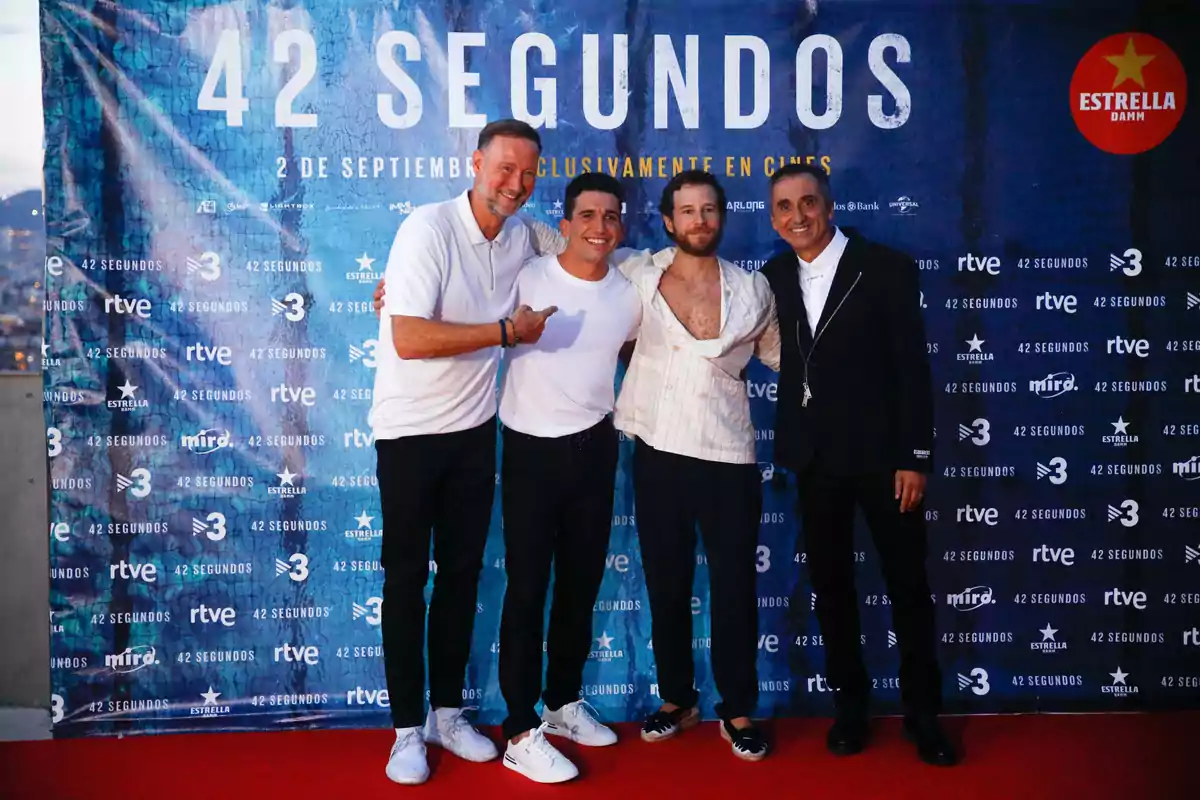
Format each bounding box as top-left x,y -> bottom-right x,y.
640,706 -> 699,742
720,720 -> 770,761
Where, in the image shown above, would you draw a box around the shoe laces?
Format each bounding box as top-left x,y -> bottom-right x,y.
443,705 -> 480,740
564,699 -> 603,731
391,728 -> 422,757
526,724 -> 559,763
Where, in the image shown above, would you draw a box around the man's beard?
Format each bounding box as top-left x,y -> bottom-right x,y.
673,226 -> 722,257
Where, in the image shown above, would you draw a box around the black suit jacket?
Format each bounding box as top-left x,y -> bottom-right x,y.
761,230 -> 934,477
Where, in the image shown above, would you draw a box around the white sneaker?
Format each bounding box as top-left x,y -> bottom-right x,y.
502,724 -> 580,784
542,700 -> 618,746
422,706 -> 499,763
385,727 -> 429,785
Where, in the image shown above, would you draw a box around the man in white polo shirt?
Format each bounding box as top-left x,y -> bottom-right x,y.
369,119 -> 557,786
495,172 -> 641,783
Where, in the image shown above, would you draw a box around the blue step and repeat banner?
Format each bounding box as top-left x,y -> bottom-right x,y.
40,0 -> 1199,736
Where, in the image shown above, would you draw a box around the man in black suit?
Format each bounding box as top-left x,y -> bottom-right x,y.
759,163 -> 957,767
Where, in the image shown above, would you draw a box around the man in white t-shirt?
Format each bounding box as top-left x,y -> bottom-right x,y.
494,172 -> 641,784
369,119 -> 557,786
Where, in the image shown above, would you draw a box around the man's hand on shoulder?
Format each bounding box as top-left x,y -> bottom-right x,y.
894,469 -> 926,513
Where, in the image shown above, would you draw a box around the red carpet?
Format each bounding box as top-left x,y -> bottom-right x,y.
1,713 -> 1194,799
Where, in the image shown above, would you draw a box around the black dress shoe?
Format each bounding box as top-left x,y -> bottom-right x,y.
826,712 -> 869,756
902,714 -> 959,766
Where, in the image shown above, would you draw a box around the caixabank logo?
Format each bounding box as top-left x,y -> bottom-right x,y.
1071,33 -> 1187,155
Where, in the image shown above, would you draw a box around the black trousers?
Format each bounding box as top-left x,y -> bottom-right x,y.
795,468 -> 942,716
498,418 -> 618,741
375,418 -> 496,728
633,439 -> 761,721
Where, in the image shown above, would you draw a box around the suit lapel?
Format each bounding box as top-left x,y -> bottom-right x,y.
813,236 -> 861,337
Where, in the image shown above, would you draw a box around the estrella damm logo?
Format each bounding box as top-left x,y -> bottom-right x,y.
1071,33 -> 1187,155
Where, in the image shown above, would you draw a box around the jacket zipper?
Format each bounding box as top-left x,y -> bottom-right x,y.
796,271 -> 862,407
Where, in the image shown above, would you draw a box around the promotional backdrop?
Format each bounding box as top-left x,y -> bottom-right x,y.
40,0 -> 1199,736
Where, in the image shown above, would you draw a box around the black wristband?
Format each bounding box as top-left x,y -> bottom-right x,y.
499,319 -> 509,348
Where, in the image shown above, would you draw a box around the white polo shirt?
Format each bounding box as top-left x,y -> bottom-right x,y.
368,191 -> 536,439
498,255 -> 641,438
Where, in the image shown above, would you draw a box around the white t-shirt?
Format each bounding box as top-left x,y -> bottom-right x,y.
498,254 -> 642,438
368,191 -> 536,439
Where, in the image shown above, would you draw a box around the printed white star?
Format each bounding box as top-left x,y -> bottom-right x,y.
355,253 -> 375,271
277,467 -> 298,486
1039,624 -> 1058,642
201,687 -> 221,705
118,379 -> 138,399
966,334 -> 985,352
595,631 -> 614,650
41,340 -> 49,357
553,200 -> 563,210
1111,417 -> 1130,435
1110,667 -> 1128,685
355,511 -> 374,529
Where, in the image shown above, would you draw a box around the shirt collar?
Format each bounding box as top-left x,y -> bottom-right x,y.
455,190 -> 509,246
797,226 -> 848,276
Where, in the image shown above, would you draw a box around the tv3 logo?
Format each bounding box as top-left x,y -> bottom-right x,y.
1109,248 -> 1143,277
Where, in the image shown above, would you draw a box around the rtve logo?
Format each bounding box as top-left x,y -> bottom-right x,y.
270,383 -> 316,406
958,418 -> 990,445
1036,457 -> 1068,484
186,251 -> 222,281
757,634 -> 780,653
1104,588 -> 1147,609
606,553 -> 630,573
957,253 -> 1000,274
104,293 -> 152,319
747,380 -> 777,402
50,522 -> 70,543
271,292 -> 306,321
344,428 -> 375,448
1106,335 -> 1150,358
1035,292 -> 1077,314
190,603 -> 236,627
1032,545 -> 1075,566
806,674 -> 832,693
1109,248 -> 1142,276
185,342 -> 233,365
1107,499 -> 1140,527
346,687 -> 390,707
1186,375 -> 1200,393
110,560 -> 158,583
956,505 -> 998,526
274,643 -> 319,665
1184,628 -> 1200,646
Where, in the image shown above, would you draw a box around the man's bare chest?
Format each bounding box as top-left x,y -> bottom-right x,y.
658,275 -> 721,341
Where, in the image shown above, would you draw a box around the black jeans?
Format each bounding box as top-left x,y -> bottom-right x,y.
498,418 -> 618,740
633,439 -> 761,721
375,418 -> 496,728
796,468 -> 942,716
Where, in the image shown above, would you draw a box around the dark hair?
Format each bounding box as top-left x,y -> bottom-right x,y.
658,169 -> 726,239
768,162 -> 832,206
476,118 -> 542,152
563,172 -> 624,219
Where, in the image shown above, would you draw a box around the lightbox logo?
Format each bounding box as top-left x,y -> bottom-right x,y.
1030,372 -> 1078,398
948,586 -> 995,611
958,418 -> 990,445
1107,499 -> 1139,527
957,668 -> 990,696
1071,33 -> 1187,154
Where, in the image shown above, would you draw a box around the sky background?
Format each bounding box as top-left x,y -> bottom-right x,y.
0,0 -> 43,200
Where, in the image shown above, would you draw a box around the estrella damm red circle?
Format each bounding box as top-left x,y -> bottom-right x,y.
1070,33 -> 1187,155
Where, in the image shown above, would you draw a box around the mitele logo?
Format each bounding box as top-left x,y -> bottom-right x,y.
1070,33 -> 1187,155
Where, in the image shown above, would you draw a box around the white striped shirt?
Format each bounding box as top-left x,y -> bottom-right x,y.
523,218 -> 781,464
